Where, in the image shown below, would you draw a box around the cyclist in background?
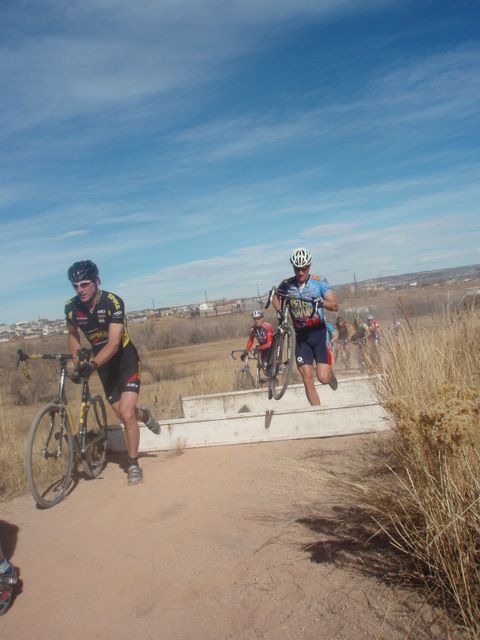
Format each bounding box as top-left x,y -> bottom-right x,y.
272,248 -> 340,406
366,313 -> 381,363
390,316 -> 402,337
351,316 -> 368,343
335,316 -> 351,368
65,260 -> 160,486
242,310 -> 273,378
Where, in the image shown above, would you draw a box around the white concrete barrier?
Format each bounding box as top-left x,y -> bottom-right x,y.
107,401 -> 389,453
181,375 -> 377,419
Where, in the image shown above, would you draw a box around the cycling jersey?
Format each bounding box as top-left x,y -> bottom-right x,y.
245,322 -> 273,351
352,322 -> 368,341
65,290 -> 140,403
367,320 -> 381,343
277,274 -> 332,330
336,323 -> 349,341
65,290 -> 132,354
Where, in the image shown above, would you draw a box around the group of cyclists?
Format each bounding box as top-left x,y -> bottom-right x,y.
1,247 -> 385,616
241,248 -> 389,399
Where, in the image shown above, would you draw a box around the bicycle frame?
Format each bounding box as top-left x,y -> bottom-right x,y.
18,351 -> 100,455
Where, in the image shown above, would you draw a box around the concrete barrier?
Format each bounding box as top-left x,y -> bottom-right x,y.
107,400 -> 389,453
181,375 -> 378,418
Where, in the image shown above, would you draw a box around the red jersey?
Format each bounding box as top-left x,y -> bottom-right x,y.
245,322 -> 273,351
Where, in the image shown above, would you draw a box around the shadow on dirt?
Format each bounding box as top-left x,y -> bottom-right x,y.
297,504 -> 409,583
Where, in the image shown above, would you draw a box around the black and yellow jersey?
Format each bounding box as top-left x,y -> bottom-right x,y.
65,290 -> 132,355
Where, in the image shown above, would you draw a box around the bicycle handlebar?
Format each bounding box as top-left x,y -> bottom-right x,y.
16,348 -> 74,367
265,287 -> 324,319
230,348 -> 258,360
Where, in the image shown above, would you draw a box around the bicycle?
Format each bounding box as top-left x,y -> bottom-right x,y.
17,347 -> 108,509
231,347 -> 265,390
265,287 -> 322,400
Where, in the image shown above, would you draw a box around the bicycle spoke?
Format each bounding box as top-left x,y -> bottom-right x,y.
83,395 -> 108,479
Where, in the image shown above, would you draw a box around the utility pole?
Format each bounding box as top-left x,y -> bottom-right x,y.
354,273 -> 358,291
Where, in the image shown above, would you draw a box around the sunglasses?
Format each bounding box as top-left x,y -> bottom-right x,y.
73,280 -> 93,290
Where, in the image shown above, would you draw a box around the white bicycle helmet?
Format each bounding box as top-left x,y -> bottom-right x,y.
252,309 -> 264,319
367,314 -> 374,321
290,247 -> 312,269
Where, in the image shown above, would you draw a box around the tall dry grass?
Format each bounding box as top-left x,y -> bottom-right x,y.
330,313 -> 480,636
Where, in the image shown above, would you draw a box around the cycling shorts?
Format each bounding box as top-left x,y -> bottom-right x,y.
97,344 -> 141,404
295,324 -> 331,367
259,346 -> 271,369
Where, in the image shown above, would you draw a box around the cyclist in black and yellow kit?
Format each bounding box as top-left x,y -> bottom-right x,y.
65,260 -> 160,485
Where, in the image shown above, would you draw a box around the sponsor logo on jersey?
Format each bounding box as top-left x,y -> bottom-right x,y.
107,293 -> 122,311
88,329 -> 108,344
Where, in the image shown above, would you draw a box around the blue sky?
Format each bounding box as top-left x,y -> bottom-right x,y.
1,0 -> 479,323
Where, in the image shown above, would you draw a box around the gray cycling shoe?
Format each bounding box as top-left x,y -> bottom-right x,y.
127,464 -> 143,485
328,373 -> 338,391
141,406 -> 161,435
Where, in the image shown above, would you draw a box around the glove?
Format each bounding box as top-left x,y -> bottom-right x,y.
78,360 -> 97,378
240,351 -> 249,361
70,369 -> 82,384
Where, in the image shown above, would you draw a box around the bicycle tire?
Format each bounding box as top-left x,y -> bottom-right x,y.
25,402 -> 74,509
269,325 -> 293,400
83,395 -> 108,479
234,368 -> 255,391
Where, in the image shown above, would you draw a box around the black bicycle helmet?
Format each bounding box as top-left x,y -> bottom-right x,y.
67,260 -> 99,283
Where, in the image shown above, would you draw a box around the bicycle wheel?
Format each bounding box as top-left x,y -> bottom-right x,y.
25,402 -> 74,509
269,325 -> 293,400
83,395 -> 108,479
234,368 -> 255,391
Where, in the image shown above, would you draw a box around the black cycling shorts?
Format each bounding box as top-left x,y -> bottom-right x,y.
97,344 -> 141,404
295,324 -> 331,367
259,347 -> 271,369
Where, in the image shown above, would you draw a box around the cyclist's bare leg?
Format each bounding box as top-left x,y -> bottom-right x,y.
110,391 -> 141,459
316,362 -> 334,385
298,364 -> 320,405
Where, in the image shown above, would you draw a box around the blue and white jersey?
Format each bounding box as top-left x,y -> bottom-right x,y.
277,274 -> 333,330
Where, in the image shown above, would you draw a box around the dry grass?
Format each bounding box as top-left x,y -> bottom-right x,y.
313,312 -> 480,636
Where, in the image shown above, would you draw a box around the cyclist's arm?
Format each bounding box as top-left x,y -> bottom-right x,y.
271,292 -> 281,312
67,324 -> 82,361
91,323 -> 123,368
322,290 -> 339,313
245,335 -> 254,351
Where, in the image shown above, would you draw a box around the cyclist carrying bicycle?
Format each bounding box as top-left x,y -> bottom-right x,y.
241,310 -> 273,377
65,260 -> 160,486
272,248 -> 340,406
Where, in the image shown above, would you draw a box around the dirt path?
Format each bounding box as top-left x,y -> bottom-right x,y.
1,434 -> 451,639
